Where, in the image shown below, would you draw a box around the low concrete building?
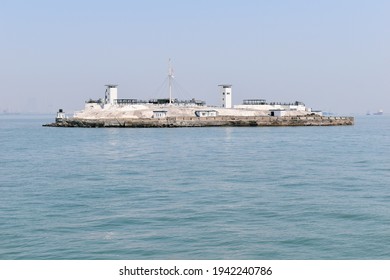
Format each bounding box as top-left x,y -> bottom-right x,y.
270,109 -> 287,117
153,110 -> 167,118
195,110 -> 218,117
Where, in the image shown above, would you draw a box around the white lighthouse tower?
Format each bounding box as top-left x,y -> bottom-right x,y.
219,84 -> 232,108
105,84 -> 118,105
55,109 -> 66,122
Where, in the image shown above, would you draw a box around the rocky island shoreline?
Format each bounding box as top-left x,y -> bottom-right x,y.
44,115 -> 354,128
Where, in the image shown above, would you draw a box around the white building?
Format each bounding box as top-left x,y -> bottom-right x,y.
270,109 -> 287,117
195,110 -> 218,117
56,109 -> 66,122
105,84 -> 118,105
153,110 -> 167,118
234,99 -> 320,116
219,84 -> 232,109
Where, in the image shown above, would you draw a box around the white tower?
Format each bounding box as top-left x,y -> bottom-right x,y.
105,84 -> 118,105
219,84 -> 232,108
56,109 -> 66,122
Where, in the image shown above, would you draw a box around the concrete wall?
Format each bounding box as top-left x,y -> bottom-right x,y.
47,115 -> 354,128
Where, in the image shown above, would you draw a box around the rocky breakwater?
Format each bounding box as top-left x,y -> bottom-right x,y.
43,115 -> 354,128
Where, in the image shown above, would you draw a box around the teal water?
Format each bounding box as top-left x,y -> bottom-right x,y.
1,115 -> 389,259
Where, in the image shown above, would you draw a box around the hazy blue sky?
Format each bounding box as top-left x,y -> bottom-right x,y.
1,0 -> 389,114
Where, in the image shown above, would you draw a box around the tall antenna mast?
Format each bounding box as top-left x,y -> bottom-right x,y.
168,58 -> 174,104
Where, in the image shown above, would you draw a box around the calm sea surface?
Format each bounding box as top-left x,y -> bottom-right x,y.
1,115 -> 389,259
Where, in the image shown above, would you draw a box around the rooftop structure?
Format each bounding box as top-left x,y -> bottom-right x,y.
243,99 -> 267,105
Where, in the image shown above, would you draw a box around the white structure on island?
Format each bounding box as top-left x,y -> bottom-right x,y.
219,84 -> 232,109
56,109 -> 66,122
270,109 -> 287,117
73,83 -> 322,120
105,84 -> 118,105
234,99 -> 319,115
195,110 -> 218,117
153,110 -> 168,118
71,58 -> 323,121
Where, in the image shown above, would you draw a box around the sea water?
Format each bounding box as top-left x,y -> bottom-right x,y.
0,115 -> 389,260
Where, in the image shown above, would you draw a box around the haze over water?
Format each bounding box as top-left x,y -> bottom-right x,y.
1,1 -> 390,114
1,115 -> 389,259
